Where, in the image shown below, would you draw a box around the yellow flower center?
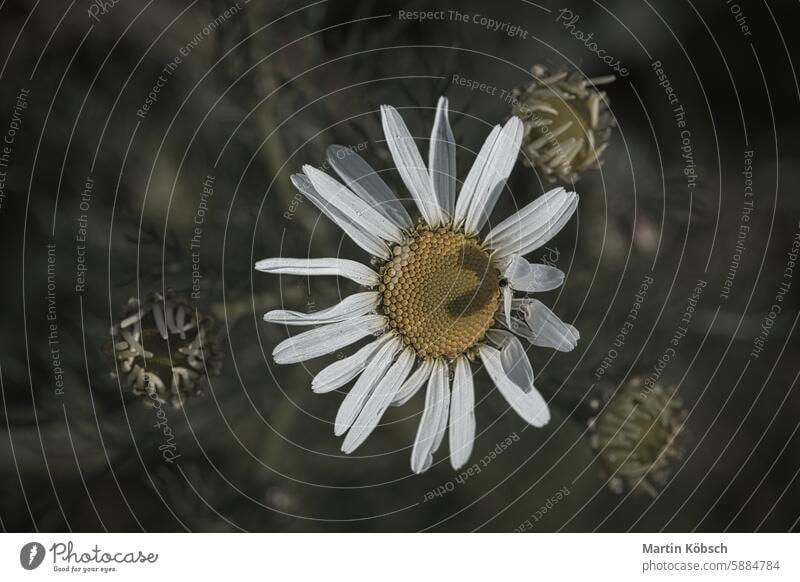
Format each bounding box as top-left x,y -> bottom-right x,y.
379,225 -> 500,359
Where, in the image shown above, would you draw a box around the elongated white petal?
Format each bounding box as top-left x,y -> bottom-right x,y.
255,257 -> 379,287
326,145 -> 413,229
431,378 -> 450,449
479,345 -> 550,427
454,125 -> 501,228
484,187 -> 568,243
342,348 -> 416,453
334,337 -> 401,436
501,337 -> 535,393
424,383 -> 451,474
462,117 -> 524,235
421,370 -> 452,474
502,298 -> 579,352
411,360 -> 450,473
391,359 -> 434,407
429,97 -> 456,219
311,335 -> 389,394
381,105 -> 443,227
290,174 -> 390,258
264,292 -> 378,326
487,189 -> 578,258
504,255 -> 565,292
303,165 -> 403,245
449,356 -> 475,470
510,196 -> 578,258
486,329 -> 535,393
272,315 -> 386,364
503,285 -> 513,327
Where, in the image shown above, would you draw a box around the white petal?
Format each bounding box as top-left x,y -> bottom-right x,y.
428,97 -> 456,219
502,285 -> 513,326
255,257 -> 380,287
341,348 -> 416,453
486,329 -> 535,393
449,356 -> 475,470
504,255 -> 565,292
264,292 -> 378,326
326,145 -> 413,229
311,335 -> 389,394
272,315 -> 386,364
486,188 -> 578,259
334,337 -> 401,436
453,125 -> 501,228
420,391 -> 451,475
485,187 -> 568,243
431,379 -> 450,452
381,105 -> 443,227
479,345 -> 550,427
501,337 -> 535,393
503,298 -> 579,352
303,165 -> 403,244
462,117 -> 524,235
391,359 -> 434,407
290,174 -> 390,259
411,360 -> 450,473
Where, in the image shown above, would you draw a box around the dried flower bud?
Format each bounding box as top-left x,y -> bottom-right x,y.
111,290 -> 223,408
512,64 -> 614,182
589,377 -> 688,496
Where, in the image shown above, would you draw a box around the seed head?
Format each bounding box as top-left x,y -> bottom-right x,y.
512,64 -> 615,182
589,377 -> 688,496
111,290 -> 224,408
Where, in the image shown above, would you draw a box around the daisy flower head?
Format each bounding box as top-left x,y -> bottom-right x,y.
256,97 -> 580,473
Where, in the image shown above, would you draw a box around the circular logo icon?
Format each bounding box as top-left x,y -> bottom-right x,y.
19,542 -> 45,570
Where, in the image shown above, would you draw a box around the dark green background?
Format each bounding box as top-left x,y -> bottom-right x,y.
1,0 -> 798,532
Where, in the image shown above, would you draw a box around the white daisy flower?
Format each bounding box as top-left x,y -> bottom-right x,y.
256,97 -> 579,473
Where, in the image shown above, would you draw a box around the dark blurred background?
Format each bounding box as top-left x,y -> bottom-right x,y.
1,0 -> 799,532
